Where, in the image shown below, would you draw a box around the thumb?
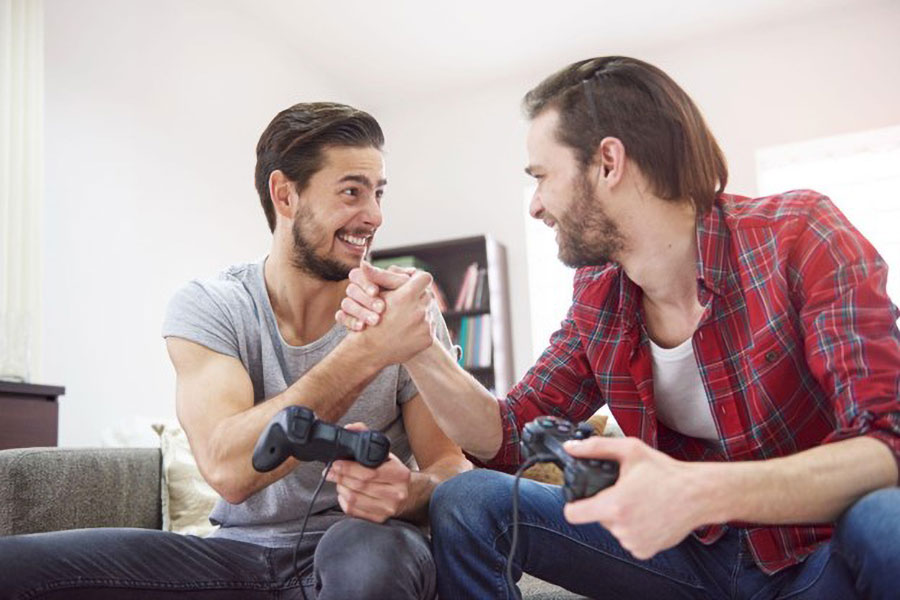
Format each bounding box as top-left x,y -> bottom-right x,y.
563,436 -> 631,462
344,422 -> 369,432
362,261 -> 408,291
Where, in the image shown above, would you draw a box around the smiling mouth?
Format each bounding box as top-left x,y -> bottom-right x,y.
336,231 -> 372,249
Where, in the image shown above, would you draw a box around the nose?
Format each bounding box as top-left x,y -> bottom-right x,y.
529,190 -> 544,220
361,194 -> 383,229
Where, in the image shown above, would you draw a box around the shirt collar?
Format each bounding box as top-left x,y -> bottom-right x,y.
695,196 -> 730,297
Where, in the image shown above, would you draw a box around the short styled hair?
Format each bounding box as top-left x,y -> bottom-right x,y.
523,57 -> 727,213
254,102 -> 385,232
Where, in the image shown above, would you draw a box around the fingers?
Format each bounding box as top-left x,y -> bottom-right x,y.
397,270 -> 433,299
336,489 -> 392,523
340,295 -> 379,329
360,262 -> 409,291
564,436 -> 638,462
342,422 -> 369,432
347,283 -> 385,315
334,309 -> 361,331
563,489 -> 618,525
349,265 -> 381,296
330,455 -> 411,522
387,265 -> 416,276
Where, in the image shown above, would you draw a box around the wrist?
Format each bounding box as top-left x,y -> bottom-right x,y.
404,339 -> 449,372
338,333 -> 386,379
684,461 -> 739,526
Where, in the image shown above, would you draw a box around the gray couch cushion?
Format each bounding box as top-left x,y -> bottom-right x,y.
520,573 -> 589,599
0,447 -> 162,536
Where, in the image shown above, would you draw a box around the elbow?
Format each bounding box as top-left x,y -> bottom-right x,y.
203,465 -> 251,505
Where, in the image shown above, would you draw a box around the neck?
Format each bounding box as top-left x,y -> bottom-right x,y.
264,239 -> 348,346
618,197 -> 699,311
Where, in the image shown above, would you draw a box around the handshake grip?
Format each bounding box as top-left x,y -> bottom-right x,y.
520,416 -> 619,502
252,406 -> 391,473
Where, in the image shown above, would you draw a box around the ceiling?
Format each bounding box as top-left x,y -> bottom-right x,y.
223,0 -> 860,108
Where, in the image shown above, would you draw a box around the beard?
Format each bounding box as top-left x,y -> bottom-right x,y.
555,173 -> 626,268
290,205 -> 366,282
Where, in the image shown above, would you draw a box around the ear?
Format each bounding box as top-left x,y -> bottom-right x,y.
268,170 -> 296,222
591,137 -> 626,189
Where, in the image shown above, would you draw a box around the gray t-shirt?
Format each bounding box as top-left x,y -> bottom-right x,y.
162,258 -> 450,547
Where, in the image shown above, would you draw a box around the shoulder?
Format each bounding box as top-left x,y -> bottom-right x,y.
168,262 -> 260,317
718,189 -> 847,236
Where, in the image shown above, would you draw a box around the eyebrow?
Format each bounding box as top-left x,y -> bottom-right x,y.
338,174 -> 387,189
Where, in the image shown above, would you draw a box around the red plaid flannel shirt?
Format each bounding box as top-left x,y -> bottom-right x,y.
486,190 -> 900,574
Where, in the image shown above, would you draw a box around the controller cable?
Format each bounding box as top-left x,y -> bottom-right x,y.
506,454 -> 555,600
294,459 -> 335,600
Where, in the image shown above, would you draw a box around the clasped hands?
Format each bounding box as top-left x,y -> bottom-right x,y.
334,262 -> 711,559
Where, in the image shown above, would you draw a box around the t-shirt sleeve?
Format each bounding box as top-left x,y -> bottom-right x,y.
396,303 -> 455,405
161,280 -> 241,359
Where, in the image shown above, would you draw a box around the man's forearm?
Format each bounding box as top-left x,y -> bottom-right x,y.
397,455 -> 473,524
695,436 -> 898,526
403,342 -> 504,460
204,337 -> 383,503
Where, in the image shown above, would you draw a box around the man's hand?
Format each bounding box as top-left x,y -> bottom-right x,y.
342,267 -> 438,366
562,437 -> 708,560
327,424 -> 412,523
337,262 -> 414,331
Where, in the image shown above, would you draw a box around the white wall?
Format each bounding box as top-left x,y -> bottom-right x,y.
43,0 -> 350,445
42,0 -> 900,444
373,0 -> 900,381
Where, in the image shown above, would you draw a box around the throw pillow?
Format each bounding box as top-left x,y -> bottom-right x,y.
151,422 -> 219,537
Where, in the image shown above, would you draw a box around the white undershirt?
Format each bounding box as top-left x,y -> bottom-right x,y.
649,336 -> 718,440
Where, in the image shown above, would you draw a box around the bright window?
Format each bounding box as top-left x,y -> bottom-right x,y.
757,125 -> 900,304
523,186 -> 575,362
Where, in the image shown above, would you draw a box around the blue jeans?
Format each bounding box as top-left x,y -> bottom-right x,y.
0,517 -> 435,599
430,470 -> 900,600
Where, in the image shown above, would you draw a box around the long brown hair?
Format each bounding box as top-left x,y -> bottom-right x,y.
524,57 -> 727,213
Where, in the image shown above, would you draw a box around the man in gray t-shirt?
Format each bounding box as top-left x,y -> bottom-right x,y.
0,102 -> 470,600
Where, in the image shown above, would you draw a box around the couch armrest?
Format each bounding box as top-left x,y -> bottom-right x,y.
0,447 -> 162,536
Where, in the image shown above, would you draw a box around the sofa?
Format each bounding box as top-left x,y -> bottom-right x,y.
0,446 -> 587,599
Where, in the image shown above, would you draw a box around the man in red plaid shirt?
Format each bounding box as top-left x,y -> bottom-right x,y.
337,56 -> 900,599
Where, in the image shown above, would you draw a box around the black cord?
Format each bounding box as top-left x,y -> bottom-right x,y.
506,454 -> 554,600
295,460 -> 334,600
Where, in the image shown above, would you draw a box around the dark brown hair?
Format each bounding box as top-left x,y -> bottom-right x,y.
523,57 -> 727,213
254,102 -> 384,232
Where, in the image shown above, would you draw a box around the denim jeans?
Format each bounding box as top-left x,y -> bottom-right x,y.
0,517 -> 435,599
430,469 -> 900,600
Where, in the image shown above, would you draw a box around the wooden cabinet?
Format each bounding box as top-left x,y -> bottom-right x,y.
0,382 -> 65,450
371,235 -> 514,395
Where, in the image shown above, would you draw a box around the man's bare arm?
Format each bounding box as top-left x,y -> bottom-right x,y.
403,342 -> 504,460
563,434 -> 898,559
395,393 -> 473,523
696,436 -> 898,524
338,263 -> 505,459
168,336 -> 381,504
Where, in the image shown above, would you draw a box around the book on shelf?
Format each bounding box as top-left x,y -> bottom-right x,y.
454,314 -> 493,369
370,255 -> 431,271
453,263 -> 489,312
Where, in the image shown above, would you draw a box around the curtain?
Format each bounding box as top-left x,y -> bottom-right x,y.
0,0 -> 43,382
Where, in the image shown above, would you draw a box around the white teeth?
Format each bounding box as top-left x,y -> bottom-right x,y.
338,233 -> 369,247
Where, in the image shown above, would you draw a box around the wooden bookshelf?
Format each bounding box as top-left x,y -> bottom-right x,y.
370,235 -> 514,395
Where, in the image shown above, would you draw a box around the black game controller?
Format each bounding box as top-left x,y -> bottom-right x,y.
521,416 -> 619,501
252,406 -> 391,472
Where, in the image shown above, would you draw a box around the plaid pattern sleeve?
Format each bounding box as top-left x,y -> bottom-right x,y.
787,194 -> 900,473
